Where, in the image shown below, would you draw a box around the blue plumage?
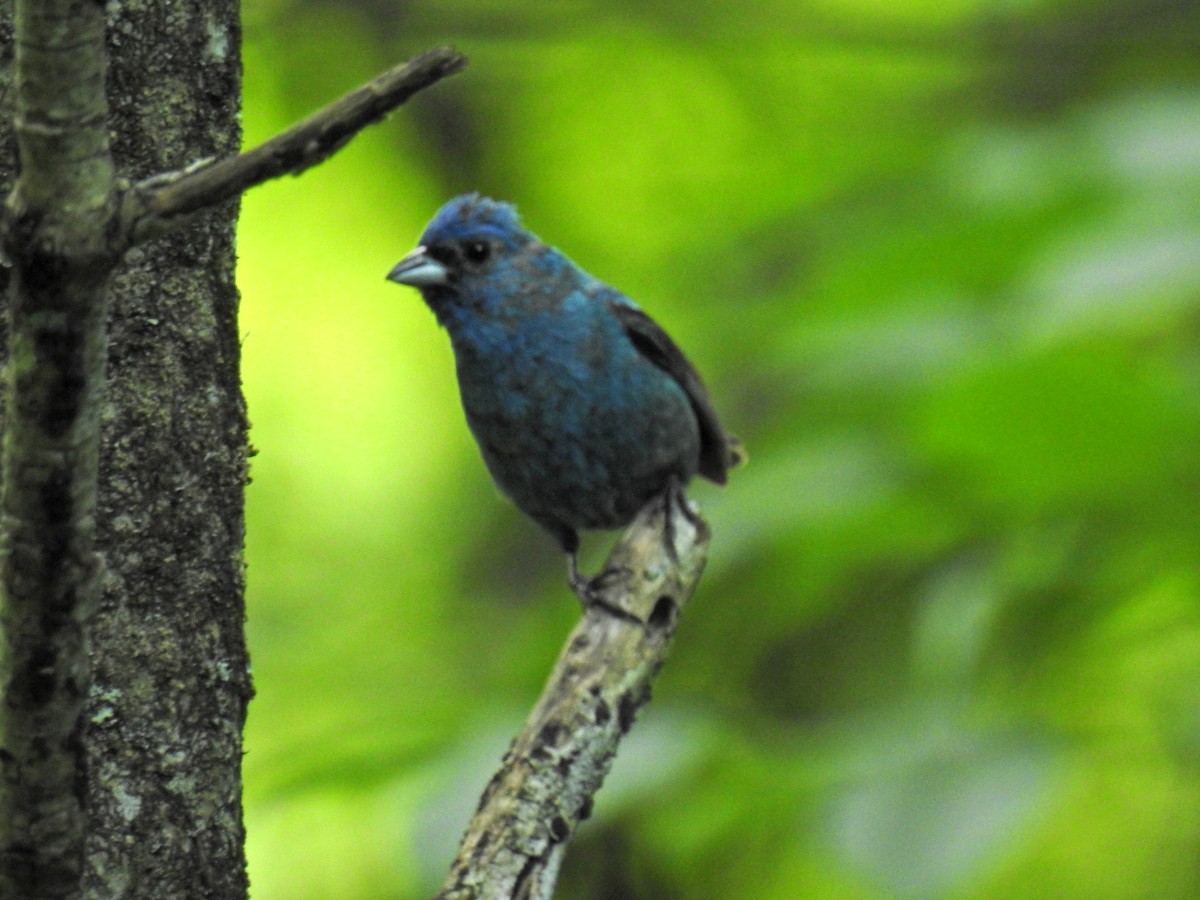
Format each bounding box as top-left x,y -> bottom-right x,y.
388,194 -> 741,601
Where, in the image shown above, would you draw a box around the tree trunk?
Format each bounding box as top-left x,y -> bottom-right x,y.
0,0 -> 458,886
0,0 -> 253,895
87,1 -> 251,894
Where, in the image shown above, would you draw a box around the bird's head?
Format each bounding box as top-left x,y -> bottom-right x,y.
386,194 -> 532,295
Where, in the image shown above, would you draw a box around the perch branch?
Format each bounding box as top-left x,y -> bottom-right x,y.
436,495 -> 711,900
121,46 -> 467,245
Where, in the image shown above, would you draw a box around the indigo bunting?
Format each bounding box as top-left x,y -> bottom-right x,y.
387,194 -> 742,603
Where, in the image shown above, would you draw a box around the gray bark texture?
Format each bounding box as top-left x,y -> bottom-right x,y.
0,0 -> 252,896
86,2 -> 251,896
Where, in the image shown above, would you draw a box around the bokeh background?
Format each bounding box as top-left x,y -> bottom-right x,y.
236,1 -> 1200,897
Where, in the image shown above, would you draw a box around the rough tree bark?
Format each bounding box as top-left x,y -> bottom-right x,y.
0,1 -> 250,895
80,1 -> 249,894
0,0 -> 464,894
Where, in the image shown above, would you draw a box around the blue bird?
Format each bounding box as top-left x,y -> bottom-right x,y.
387,194 -> 742,605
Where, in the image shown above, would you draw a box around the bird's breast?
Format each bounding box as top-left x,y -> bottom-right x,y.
446,308 -> 700,529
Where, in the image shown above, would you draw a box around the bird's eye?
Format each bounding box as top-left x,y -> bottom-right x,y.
463,240 -> 491,264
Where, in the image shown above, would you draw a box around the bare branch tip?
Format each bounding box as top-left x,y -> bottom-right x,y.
405,45 -> 469,78
431,45 -> 469,67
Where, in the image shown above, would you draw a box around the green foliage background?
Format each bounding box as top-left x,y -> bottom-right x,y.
237,1 -> 1200,897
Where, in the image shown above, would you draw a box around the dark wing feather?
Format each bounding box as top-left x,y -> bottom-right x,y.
609,301 -> 742,484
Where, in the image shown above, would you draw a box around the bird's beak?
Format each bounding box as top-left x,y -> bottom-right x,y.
386,246 -> 448,287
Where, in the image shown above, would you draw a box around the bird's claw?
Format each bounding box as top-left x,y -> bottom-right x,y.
662,477 -> 703,563
567,558 -> 640,622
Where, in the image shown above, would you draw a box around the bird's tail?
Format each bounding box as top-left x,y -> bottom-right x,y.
726,434 -> 748,470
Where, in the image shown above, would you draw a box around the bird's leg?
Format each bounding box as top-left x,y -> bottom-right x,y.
662,475 -> 702,563
554,526 -> 590,607
566,551 -> 592,603
565,552 -> 640,622
546,521 -> 639,620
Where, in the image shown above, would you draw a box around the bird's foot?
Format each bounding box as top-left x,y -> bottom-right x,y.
567,555 -> 640,623
662,477 -> 704,563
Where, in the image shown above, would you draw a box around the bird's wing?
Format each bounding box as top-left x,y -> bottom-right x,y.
606,296 -> 742,484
